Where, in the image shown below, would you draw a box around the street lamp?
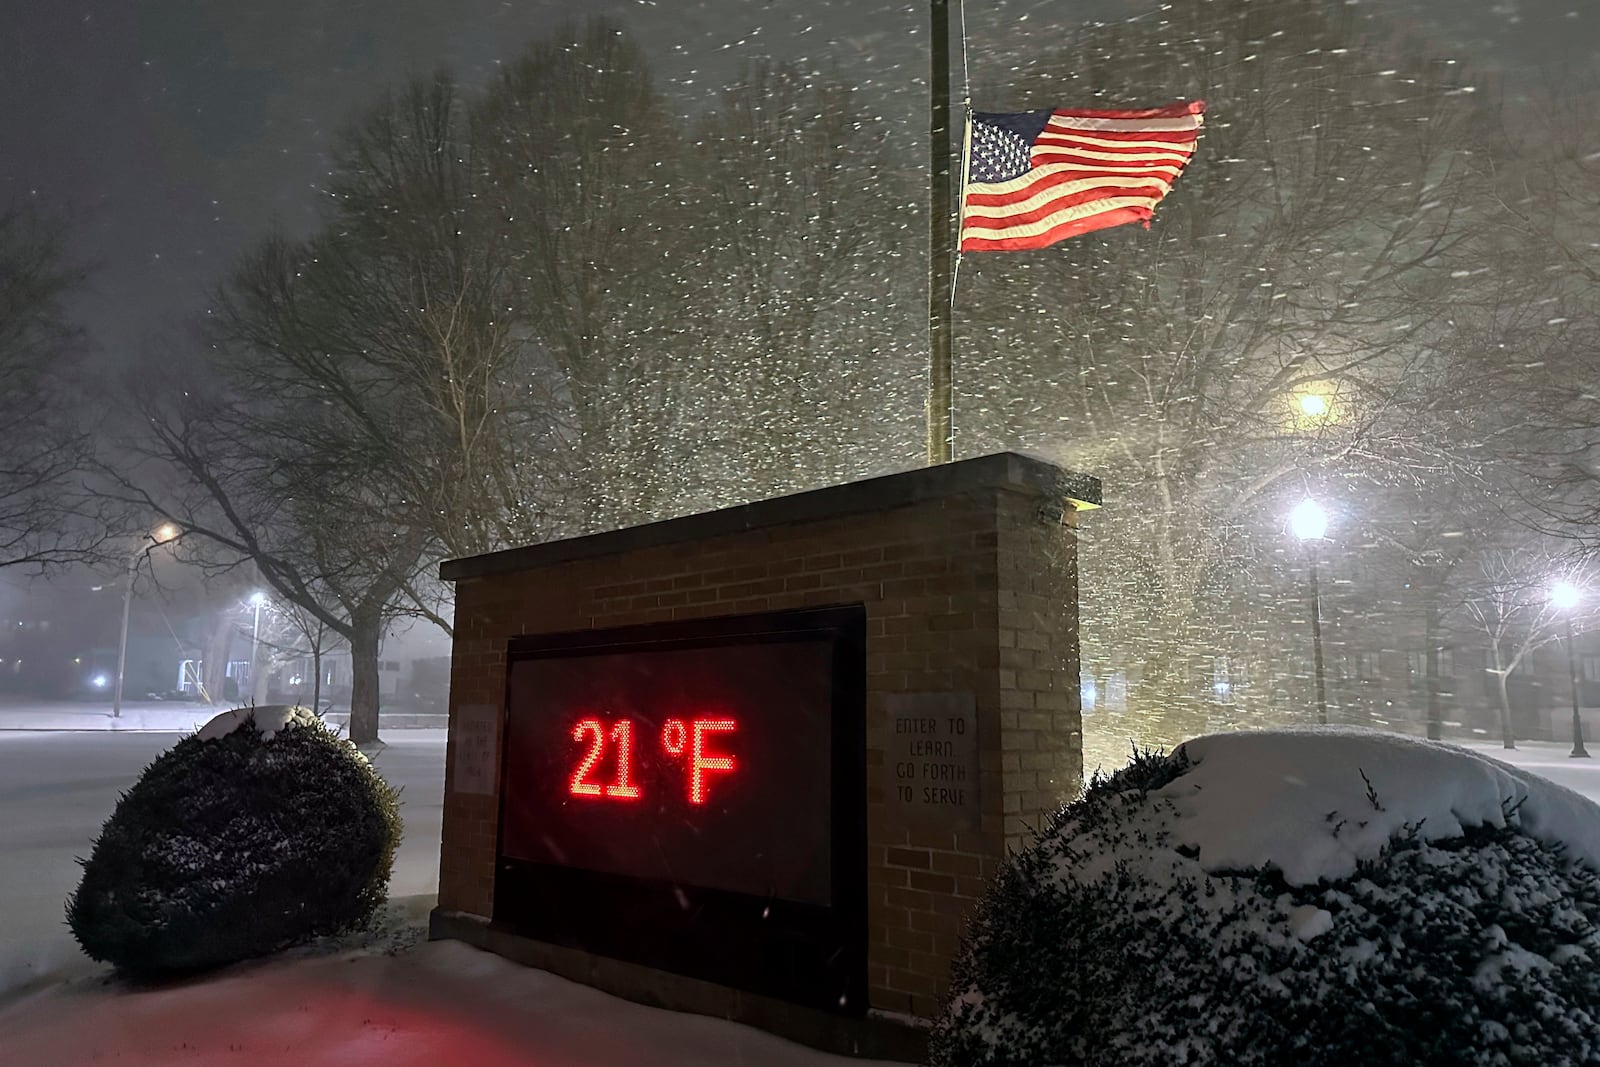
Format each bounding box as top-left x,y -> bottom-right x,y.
248,590 -> 268,700
113,523 -> 180,718
1290,499 -> 1330,725
1550,580 -> 1588,758
1289,389 -> 1339,431
1297,393 -> 1329,418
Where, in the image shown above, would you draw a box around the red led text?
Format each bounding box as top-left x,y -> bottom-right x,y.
567,715 -> 738,805
568,718 -> 642,800
662,717 -> 737,805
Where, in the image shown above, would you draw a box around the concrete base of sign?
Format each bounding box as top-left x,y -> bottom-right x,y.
434,451 -> 1098,1034
430,909 -> 931,1062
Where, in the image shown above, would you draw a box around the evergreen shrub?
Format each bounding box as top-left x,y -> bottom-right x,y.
932,746 -> 1600,1067
67,707 -> 401,977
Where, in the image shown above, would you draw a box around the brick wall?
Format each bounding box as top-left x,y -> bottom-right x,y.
437,456 -> 1090,1021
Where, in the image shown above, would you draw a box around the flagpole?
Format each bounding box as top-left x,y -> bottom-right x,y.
926,0 -> 954,465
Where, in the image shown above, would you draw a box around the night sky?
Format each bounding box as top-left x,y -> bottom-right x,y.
0,0 -> 931,356
0,0 -> 1590,374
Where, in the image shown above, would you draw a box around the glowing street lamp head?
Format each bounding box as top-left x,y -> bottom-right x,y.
1297,393 -> 1329,418
152,522 -> 179,544
1289,499 -> 1329,541
1551,581 -> 1581,612
248,590 -> 268,607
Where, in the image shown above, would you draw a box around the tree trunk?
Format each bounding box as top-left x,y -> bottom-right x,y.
251,651 -> 270,705
1492,644 -> 1516,749
203,609 -> 233,704
347,612 -> 382,745
1424,602 -> 1441,741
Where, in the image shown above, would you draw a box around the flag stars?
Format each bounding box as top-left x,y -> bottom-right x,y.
969,118 -> 1039,183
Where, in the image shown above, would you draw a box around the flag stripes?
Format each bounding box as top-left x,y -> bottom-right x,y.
959,100 -> 1205,252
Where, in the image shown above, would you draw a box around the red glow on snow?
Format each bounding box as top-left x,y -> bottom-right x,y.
0,954 -> 547,1067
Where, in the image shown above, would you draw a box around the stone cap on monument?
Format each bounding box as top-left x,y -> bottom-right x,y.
439,450 -> 1101,582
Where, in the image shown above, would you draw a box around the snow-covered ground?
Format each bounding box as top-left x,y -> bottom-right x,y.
0,716 -> 904,1066
0,699 -> 232,733
1458,737 -> 1600,799
5,724 -> 1600,1065
0,928 -> 901,1067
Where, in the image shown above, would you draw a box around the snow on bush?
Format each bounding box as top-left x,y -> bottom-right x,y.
932,729 -> 1600,1067
67,705 -> 401,978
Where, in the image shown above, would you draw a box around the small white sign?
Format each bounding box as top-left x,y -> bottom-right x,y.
453,703 -> 499,796
884,692 -> 980,829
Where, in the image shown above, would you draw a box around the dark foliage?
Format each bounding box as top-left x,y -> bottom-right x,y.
66,712 -> 401,977
932,749 -> 1600,1067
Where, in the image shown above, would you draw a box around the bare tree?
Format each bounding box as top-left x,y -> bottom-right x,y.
661,62 -> 923,504
1475,70 -> 1600,552
244,591 -> 342,713
1457,543 -> 1595,749
103,357 -> 434,745
956,0 -> 1540,746
102,72 -> 578,744
469,19 -> 711,528
0,207 -> 106,568
193,75 -> 567,573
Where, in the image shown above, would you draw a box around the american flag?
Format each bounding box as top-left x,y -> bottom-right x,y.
959,100 -> 1205,252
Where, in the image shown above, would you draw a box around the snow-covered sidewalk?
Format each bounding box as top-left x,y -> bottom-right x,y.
0,700 -> 225,732
0,700 -> 447,734
0,933 -> 908,1067
1458,738 -> 1600,806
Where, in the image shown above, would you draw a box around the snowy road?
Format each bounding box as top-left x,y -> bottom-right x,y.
0,730 -> 445,996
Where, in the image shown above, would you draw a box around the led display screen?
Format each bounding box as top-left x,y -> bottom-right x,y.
500,636 -> 836,906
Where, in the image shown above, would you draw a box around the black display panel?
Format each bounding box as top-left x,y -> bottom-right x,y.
501,639 -> 835,905
492,605 -> 867,1013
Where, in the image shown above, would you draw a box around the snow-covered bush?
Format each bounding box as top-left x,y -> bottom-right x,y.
67,706 -> 401,977
932,730 -> 1600,1067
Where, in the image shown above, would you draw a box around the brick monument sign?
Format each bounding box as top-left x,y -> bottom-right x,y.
430,451 -> 1098,1059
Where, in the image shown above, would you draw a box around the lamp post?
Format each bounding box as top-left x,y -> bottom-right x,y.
113,523 -> 179,718
248,590 -> 268,702
1550,581 -> 1588,758
1290,499 -> 1330,725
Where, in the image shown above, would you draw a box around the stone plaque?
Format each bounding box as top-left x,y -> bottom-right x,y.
884,692 -> 979,828
453,703 -> 499,795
